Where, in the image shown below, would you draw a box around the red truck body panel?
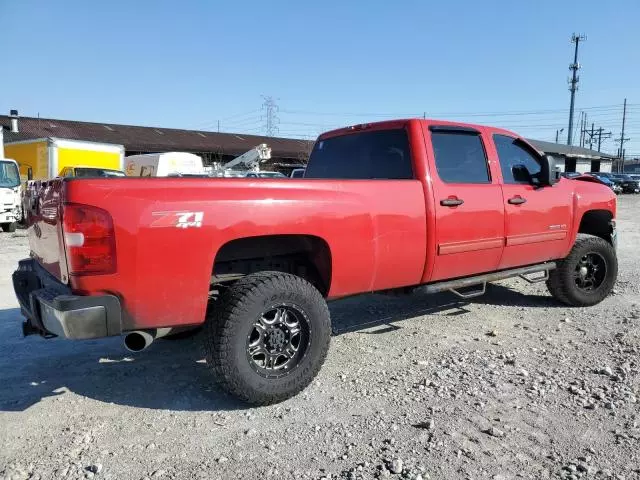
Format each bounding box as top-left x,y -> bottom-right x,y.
29,177 -> 428,329
26,119 -> 617,332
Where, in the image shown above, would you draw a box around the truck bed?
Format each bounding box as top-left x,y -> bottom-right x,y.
28,176 -> 428,330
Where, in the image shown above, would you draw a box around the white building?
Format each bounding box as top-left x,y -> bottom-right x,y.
528,139 -> 614,173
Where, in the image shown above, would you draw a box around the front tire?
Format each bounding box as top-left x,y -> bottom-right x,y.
547,234 -> 617,307
202,272 -> 331,405
1,222 -> 17,233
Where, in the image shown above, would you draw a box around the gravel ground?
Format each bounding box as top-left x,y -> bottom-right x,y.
0,196 -> 639,480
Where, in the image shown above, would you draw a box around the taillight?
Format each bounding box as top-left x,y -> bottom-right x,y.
62,203 -> 116,275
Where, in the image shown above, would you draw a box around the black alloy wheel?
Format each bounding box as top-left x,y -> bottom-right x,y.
246,304 -> 310,378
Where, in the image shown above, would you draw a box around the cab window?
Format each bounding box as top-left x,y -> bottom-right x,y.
431,131 -> 490,184
493,135 -> 542,184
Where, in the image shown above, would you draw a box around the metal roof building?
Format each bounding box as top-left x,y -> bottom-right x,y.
0,114 -> 311,171
527,139 -> 615,173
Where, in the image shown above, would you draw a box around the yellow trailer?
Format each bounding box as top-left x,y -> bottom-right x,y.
4,138 -> 124,180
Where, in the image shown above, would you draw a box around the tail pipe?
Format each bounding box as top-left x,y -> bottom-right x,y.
123,328 -> 172,352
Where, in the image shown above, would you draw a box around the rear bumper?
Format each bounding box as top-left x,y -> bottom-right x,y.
12,259 -> 122,339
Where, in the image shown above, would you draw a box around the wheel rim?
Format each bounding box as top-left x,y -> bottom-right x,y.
573,252 -> 607,292
246,304 -> 311,378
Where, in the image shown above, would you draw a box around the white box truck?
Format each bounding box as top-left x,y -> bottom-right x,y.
0,158 -> 21,232
124,152 -> 205,177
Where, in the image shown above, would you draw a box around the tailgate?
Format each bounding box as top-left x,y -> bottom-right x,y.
27,178 -> 67,282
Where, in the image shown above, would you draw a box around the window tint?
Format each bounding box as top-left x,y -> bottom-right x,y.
493,134 -> 542,184
431,131 -> 490,183
305,129 -> 413,179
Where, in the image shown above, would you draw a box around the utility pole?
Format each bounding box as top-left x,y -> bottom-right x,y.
583,123 -> 610,151
595,127 -> 612,152
615,98 -> 629,172
579,112 -> 586,147
567,33 -> 586,146
555,128 -> 564,143
217,120 -> 220,133
261,96 -> 280,137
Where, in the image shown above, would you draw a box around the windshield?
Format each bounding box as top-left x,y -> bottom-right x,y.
0,161 -> 20,188
589,173 -> 610,182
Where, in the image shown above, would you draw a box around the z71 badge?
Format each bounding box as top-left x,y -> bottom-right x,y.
151,211 -> 204,229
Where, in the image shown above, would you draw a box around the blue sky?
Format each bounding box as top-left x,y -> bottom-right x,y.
2,0 -> 640,156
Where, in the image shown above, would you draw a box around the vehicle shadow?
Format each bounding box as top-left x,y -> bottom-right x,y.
469,282 -> 558,308
330,282 -> 558,335
0,307 -> 239,413
0,284 -> 558,412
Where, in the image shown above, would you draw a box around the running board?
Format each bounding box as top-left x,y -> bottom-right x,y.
418,262 -> 556,298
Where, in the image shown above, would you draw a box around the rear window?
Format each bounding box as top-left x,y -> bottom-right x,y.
305,129 -> 413,179
75,168 -> 125,178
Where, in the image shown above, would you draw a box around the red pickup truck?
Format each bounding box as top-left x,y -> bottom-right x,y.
13,119 -> 618,405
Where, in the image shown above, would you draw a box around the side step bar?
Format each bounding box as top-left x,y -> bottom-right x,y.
418,262 -> 556,299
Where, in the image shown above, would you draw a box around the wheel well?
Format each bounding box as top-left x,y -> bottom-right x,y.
578,210 -> 614,243
213,235 -> 332,296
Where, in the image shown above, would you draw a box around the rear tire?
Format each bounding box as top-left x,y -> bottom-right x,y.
546,234 -> 617,307
1,222 -> 17,233
202,272 -> 331,405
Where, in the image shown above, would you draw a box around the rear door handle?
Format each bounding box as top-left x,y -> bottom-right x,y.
440,197 -> 464,207
508,196 -> 527,205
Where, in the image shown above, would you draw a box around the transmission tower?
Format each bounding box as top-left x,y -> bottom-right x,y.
261,96 -> 280,137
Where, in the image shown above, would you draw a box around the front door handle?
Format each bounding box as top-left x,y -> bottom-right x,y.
440,197 -> 464,207
508,196 -> 527,205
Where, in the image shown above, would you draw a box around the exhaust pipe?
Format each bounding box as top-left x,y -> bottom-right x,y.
123,328 -> 172,352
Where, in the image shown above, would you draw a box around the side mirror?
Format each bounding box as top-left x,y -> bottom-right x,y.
512,164 -> 532,183
539,154 -> 558,186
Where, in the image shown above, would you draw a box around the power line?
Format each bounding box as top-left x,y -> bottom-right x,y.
220,118 -> 262,128
189,109 -> 262,130
595,127 -> 613,151
279,103 -> 637,120
219,109 -> 262,122
193,103 -> 640,132
580,121 -> 612,151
